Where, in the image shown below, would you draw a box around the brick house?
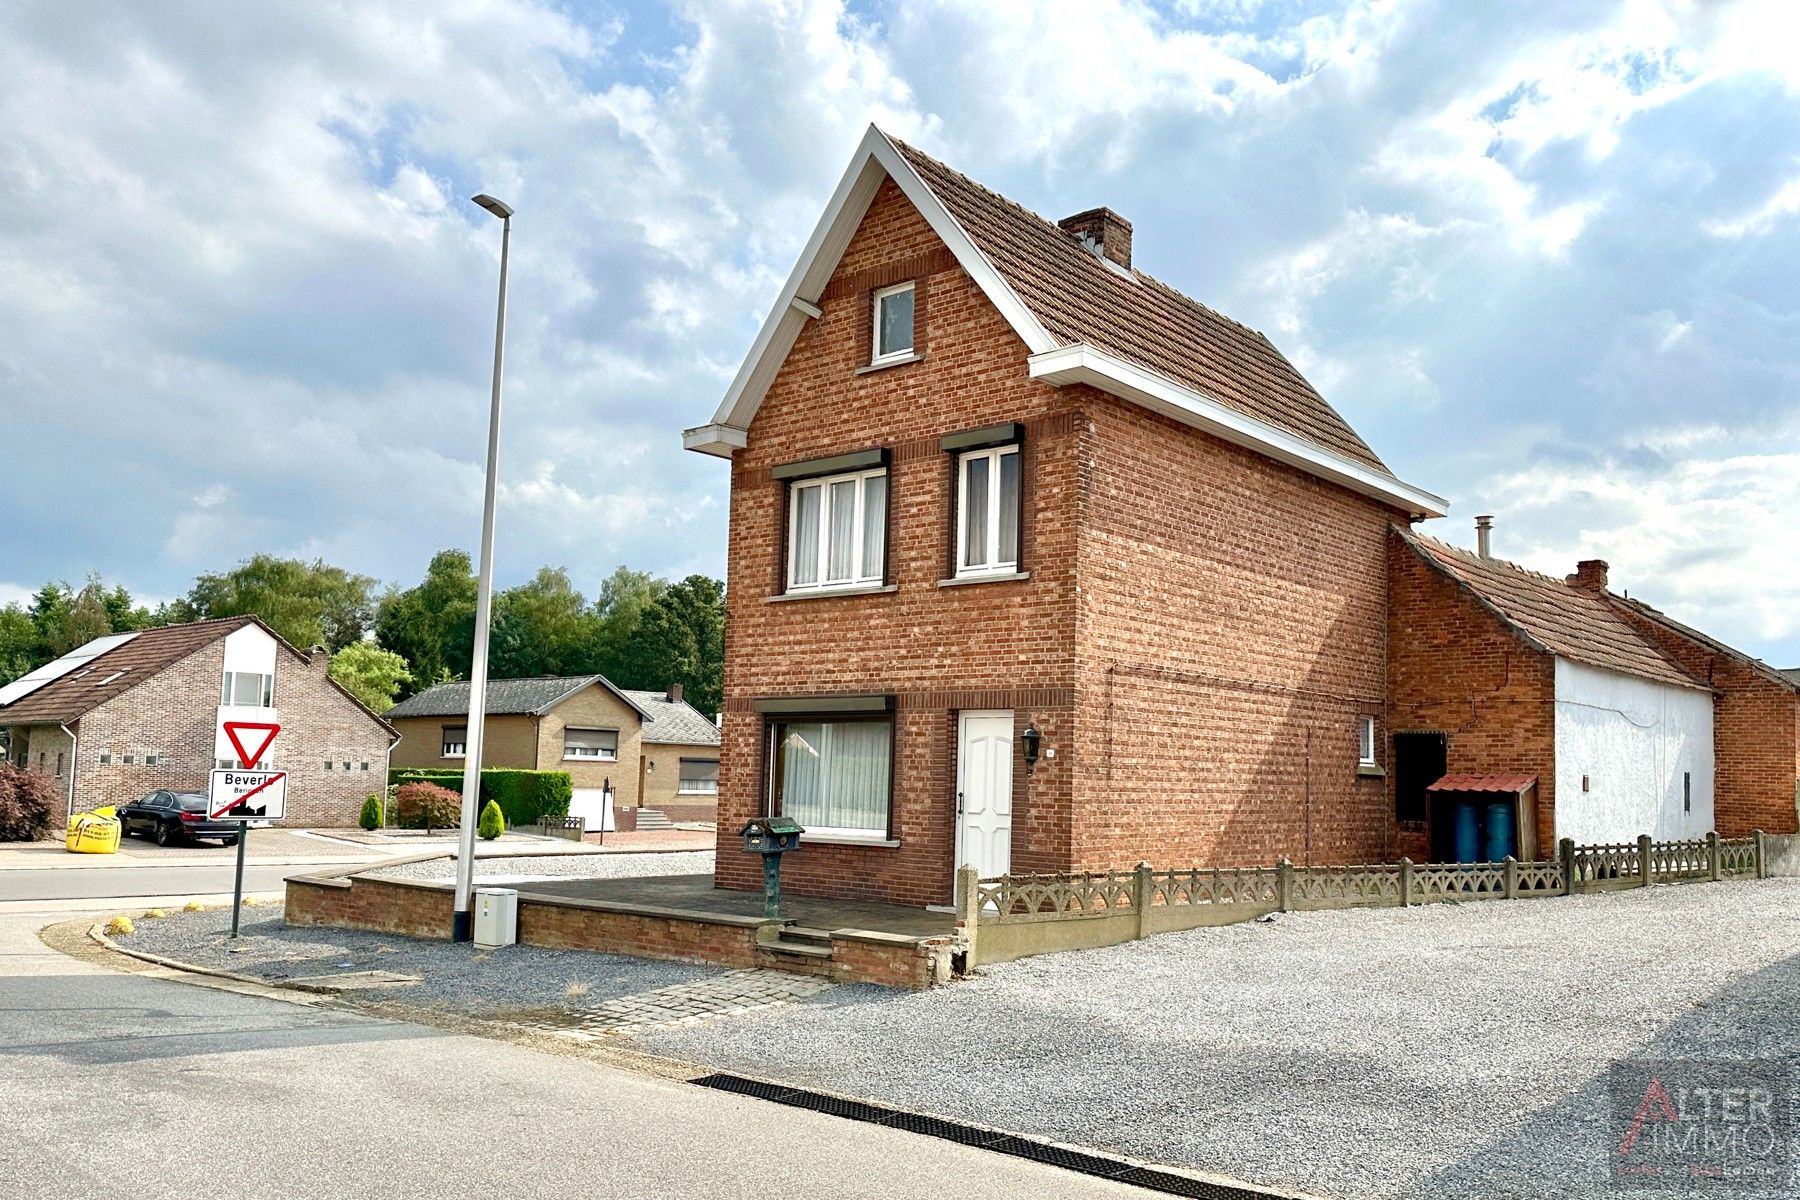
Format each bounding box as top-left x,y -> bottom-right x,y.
683,127 -> 1446,908
0,616 -> 395,826
1387,525 -> 1731,859
385,677 -> 721,829
1601,588 -> 1800,837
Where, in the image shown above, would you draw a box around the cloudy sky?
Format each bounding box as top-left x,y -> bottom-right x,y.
2,0 -> 1797,664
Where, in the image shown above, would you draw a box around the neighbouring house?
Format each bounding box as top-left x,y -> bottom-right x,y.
383,676 -> 721,829
1388,524 -> 1721,859
1602,587 -> 1800,837
0,616 -> 396,826
682,127 -> 1447,908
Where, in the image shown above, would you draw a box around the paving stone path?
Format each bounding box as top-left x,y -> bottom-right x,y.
498,969 -> 834,1040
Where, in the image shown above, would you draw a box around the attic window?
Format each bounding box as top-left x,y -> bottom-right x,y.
871,281 -> 914,365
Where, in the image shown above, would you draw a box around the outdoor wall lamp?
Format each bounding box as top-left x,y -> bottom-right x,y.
1020,723 -> 1042,773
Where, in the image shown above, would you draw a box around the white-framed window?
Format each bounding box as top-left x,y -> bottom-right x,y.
787,467 -> 888,592
564,727 -> 619,761
678,758 -> 720,795
871,281 -> 915,364
1358,716 -> 1377,766
772,716 -> 891,837
221,670 -> 274,707
956,445 -> 1021,575
442,725 -> 467,758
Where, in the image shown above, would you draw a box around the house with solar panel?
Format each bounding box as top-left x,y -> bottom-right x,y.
0,616 -> 395,826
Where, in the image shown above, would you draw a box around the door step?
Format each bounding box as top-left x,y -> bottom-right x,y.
634,808 -> 677,831
761,925 -> 834,960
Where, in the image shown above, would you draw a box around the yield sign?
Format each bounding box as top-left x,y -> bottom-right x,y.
223,721 -> 280,770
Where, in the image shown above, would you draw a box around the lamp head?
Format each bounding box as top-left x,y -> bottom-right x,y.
471,194 -> 514,220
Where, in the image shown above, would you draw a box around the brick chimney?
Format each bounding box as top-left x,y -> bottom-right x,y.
666,683 -> 684,704
1058,207 -> 1132,270
1567,560 -> 1609,592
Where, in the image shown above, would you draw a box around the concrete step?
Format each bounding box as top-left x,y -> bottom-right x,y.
778,926 -> 833,947
634,808 -> 677,831
762,939 -> 832,960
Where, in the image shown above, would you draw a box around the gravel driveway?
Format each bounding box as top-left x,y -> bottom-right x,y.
368,850 -> 713,883
629,878 -> 1800,1199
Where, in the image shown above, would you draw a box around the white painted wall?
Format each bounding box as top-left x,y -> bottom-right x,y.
1554,658 -> 1714,843
215,624 -> 280,764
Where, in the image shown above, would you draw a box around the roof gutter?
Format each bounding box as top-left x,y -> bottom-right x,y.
1029,343 -> 1449,519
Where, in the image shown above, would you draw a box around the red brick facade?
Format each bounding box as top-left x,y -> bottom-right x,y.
712,178 -> 1410,907
1604,604 -> 1800,837
1385,530 -> 1558,856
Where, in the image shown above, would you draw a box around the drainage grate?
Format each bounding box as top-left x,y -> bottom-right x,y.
689,1073 -> 1291,1199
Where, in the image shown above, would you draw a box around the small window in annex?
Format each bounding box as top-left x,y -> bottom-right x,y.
442,725 -> 467,758
564,727 -> 619,761
1358,716 -> 1378,766
871,281 -> 915,364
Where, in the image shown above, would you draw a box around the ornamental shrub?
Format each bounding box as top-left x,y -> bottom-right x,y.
358,792 -> 384,831
477,799 -> 505,840
0,763 -> 57,842
394,781 -> 461,833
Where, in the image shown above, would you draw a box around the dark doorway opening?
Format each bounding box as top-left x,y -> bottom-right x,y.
1393,731 -> 1447,852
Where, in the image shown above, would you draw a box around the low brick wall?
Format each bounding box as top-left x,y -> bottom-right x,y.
286,870 -> 454,939
283,866 -> 955,989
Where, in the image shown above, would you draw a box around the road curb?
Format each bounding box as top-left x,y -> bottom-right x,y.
86,918 -> 346,996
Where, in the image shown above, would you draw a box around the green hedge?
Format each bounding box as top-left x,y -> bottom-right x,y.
386,767 -> 572,828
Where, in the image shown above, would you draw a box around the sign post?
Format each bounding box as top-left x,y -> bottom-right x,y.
210,721 -> 284,938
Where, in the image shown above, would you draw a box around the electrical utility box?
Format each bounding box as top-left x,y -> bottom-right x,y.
473,887 -> 519,949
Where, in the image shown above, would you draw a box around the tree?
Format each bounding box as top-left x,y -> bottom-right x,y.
375,550 -> 478,691
578,565 -> 667,679
488,567 -> 598,678
329,642 -> 412,713
187,555 -> 375,650
613,575 -> 725,716
59,581 -> 114,655
0,607 -> 37,687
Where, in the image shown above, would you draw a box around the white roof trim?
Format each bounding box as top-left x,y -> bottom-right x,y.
684,125 -> 1058,458
1028,343 -> 1449,519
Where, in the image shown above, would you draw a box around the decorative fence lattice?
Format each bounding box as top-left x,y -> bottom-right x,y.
962,829 -> 1777,966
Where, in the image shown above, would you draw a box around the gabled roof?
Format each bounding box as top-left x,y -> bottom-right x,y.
684,125 -> 1445,519
0,615 -> 396,737
383,675 -> 652,722
622,690 -> 721,748
1606,595 -> 1800,694
1394,526 -> 1706,692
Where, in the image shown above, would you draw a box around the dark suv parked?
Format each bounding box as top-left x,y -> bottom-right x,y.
117,791 -> 240,846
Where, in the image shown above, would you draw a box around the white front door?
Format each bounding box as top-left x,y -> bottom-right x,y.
956,711 -> 1013,885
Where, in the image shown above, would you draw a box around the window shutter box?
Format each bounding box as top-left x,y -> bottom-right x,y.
940,422 -> 1023,453
770,447 -> 889,482
752,694 -> 894,715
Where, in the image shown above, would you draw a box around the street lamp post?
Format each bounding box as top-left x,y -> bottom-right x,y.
453,192 -> 514,943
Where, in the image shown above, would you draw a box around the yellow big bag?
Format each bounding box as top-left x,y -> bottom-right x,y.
65,806 -> 121,854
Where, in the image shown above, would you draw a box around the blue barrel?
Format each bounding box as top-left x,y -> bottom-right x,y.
1451,802 -> 1480,863
1483,801 -> 1516,863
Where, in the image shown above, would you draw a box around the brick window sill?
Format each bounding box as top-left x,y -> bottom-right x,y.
1356,764 -> 1386,779
766,584 -> 898,604
801,834 -> 902,849
854,353 -> 923,375
938,570 -> 1031,588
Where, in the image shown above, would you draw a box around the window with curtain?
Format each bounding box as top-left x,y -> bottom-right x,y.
220,669 -> 274,707
787,467 -> 887,592
563,727 -> 619,761
774,717 -> 892,836
957,445 -> 1021,575
678,759 -> 720,795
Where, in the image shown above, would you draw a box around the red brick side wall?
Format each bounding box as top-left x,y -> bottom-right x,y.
70,642 -> 391,826
1605,605 -> 1800,837
714,178 -> 1081,908
1070,392 -> 1401,869
286,874 -> 452,938
1386,530 -> 1558,855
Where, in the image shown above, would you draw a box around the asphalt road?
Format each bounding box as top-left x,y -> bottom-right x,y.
0,861 -> 315,904
0,913 -> 1144,1199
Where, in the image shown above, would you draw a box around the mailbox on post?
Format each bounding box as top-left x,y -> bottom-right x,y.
740,815 -> 804,920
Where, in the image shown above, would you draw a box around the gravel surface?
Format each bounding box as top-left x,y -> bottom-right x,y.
117,907 -> 722,1010
367,850 -> 713,883
630,879 -> 1800,1200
